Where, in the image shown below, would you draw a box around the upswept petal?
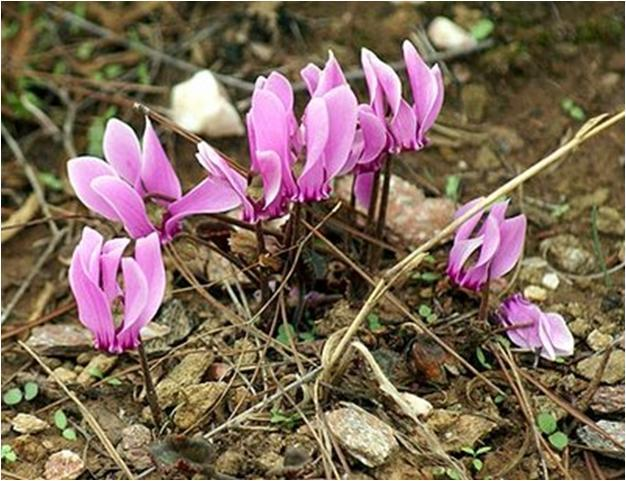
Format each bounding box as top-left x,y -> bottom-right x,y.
361,48 -> 402,117
69,245 -> 115,351
356,105 -> 387,166
354,171 -> 375,209
321,85 -> 358,180
165,175 -> 244,236
300,63 -> 321,97
256,150 -> 284,208
115,257 -> 149,352
389,98 -> 417,152
313,51 -> 347,96
263,72 -> 294,111
298,97 -> 329,201
248,89 -> 289,169
100,238 -> 130,302
446,236 -> 484,280
103,118 -> 141,186
140,117 -> 182,201
418,64 -> 444,139
540,313 -> 574,359
67,157 -> 120,221
76,226 -> 105,282
91,176 -> 155,239
489,214 -> 526,279
133,232 -> 165,325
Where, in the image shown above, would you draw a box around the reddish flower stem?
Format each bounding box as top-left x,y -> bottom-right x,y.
137,342 -> 162,429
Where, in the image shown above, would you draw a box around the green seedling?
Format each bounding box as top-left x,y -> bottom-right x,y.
461,445 -> 492,472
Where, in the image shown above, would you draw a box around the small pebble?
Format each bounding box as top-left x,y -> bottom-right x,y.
523,285 -> 547,302
586,329 -> 613,352
11,413 -> 49,434
541,272 -> 560,290
44,450 -> 85,480
51,367 -> 77,385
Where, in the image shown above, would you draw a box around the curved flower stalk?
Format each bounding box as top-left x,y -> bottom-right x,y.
68,117 -> 240,242
498,294 -> 574,360
447,198 -> 527,291
68,227 -> 165,354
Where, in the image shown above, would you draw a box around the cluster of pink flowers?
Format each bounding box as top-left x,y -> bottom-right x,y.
67,41 -> 444,353
446,199 -> 574,360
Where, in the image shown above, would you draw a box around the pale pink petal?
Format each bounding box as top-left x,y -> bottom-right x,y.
264,72 -> 294,111
321,85 -> 358,180
69,244 -> 115,351
389,98 -> 417,152
354,171 -> 375,209
361,48 -> 402,117
76,226 -> 104,282
540,313 -> 574,359
103,118 -> 141,186
140,117 -> 182,201
300,63 -> 321,97
116,257 -> 149,351
91,176 -> 155,239
67,157 -> 120,221
499,294 -> 543,350
446,236 -> 483,281
133,232 -> 165,324
489,214 -> 526,279
298,97 -> 329,201
314,51 -> 347,96
100,238 -> 130,302
256,150 -> 283,208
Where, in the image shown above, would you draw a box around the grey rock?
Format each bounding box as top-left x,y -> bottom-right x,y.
44,450 -> 85,480
426,409 -> 499,452
11,413 -> 49,434
142,299 -> 197,354
541,235 -> 596,275
26,324 -> 92,355
50,367 -> 77,385
575,350 -> 625,385
117,424 -> 153,470
590,385 -> 625,414
568,318 -> 592,338
173,382 -> 227,429
577,420 -> 624,455
586,330 -> 613,352
326,406 -> 398,467
596,206 -> 625,236
155,352 -> 215,408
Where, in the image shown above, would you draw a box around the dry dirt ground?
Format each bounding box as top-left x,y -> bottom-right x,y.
1,2 -> 624,480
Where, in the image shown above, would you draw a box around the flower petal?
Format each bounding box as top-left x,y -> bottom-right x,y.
140,117 -> 182,201
298,97 -> 329,201
116,257 -> 149,351
354,171 -> 375,209
321,85 -> 358,180
300,63 -> 321,97
499,294 -> 542,350
103,118 -> 141,186
100,238 -> 130,303
361,48 -> 402,117
314,51 -> 347,96
69,244 -> 115,351
133,232 -> 165,324
91,176 -> 155,238
67,157 -> 121,221
256,150 -> 283,208
489,214 -> 527,279
540,313 -> 574,359
389,98 -> 417,152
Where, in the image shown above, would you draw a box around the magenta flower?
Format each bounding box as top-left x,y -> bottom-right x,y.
498,294 -> 574,360
297,52 -> 359,202
447,198 -> 527,291
361,41 -> 444,153
68,227 -> 165,353
68,117 -> 240,241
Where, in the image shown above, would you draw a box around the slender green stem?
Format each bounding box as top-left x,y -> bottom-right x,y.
137,342 -> 162,429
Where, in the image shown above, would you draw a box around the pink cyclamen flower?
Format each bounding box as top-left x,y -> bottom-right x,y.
68,227 -> 165,353
297,52 -> 359,202
361,41 -> 444,153
68,117 -> 240,241
498,294 -> 574,360
447,198 -> 527,291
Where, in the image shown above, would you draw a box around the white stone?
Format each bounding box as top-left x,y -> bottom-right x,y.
523,285 -> 548,302
399,392 -> 433,417
427,17 -> 477,51
11,413 -> 49,434
542,272 -> 560,290
44,450 -> 85,480
170,70 -> 245,138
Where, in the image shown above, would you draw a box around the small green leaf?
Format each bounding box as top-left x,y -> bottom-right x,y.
569,106 -> 585,121
103,63 -> 123,79
23,382 -> 39,401
476,347 -> 492,369
106,378 -> 122,386
561,98 -> 574,111
54,409 -> 68,430
76,41 -> 94,60
420,272 -> 441,283
418,304 -> 432,318
3,388 -> 23,406
494,394 -> 506,404
38,172 -> 64,192
446,468 -> 463,480
367,313 -> 383,331
548,431 -> 568,451
88,367 -> 104,379
475,446 -> 492,455
276,324 -> 296,345
298,331 -> 315,342
460,446 -> 475,456
1,445 -> 17,463
472,458 -> 484,471
137,63 -> 151,84
470,18 -> 495,40
444,175 -> 461,202
536,411 -> 557,435
62,428 -> 77,441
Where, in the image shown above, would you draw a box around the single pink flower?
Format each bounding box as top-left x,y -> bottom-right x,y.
498,294 -> 574,360
447,198 -> 527,291
68,227 -> 165,353
68,117 -> 240,241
